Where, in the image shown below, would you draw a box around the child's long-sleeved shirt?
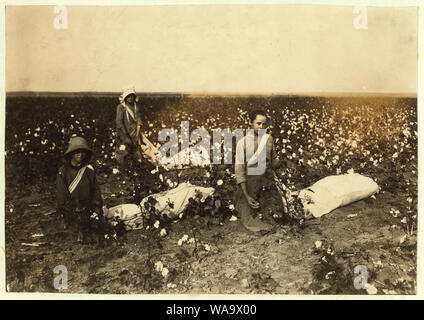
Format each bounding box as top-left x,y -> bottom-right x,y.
116,102 -> 142,145
234,133 -> 280,185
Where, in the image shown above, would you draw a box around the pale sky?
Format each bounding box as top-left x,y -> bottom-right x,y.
5,5 -> 418,94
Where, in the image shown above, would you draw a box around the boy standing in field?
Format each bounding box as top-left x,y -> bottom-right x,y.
56,136 -> 104,243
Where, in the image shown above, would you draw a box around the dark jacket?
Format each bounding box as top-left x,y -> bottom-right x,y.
56,162 -> 103,220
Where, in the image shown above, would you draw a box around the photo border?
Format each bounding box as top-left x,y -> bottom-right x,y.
0,0 -> 422,300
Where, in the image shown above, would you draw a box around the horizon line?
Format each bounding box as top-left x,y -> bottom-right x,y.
5,90 -> 417,97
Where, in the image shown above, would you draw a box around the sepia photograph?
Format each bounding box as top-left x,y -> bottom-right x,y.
2,2 -> 419,297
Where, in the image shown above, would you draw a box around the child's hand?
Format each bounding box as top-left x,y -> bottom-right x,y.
247,196 -> 260,209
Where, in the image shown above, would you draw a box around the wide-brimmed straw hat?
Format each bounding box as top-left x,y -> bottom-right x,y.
64,136 -> 93,160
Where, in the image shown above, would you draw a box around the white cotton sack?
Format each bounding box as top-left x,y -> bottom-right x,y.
105,203 -> 142,220
140,182 -> 215,219
298,173 -> 379,218
104,204 -> 144,230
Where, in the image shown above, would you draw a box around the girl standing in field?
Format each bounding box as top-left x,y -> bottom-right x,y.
115,86 -> 159,168
115,86 -> 143,166
56,136 -> 104,243
234,110 -> 285,233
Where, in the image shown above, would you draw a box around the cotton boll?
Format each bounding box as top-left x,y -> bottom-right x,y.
366,284 -> 378,295
161,268 -> 169,278
155,261 -> 163,272
314,241 -> 322,249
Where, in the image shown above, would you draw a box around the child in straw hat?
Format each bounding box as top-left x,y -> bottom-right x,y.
56,136 -> 104,243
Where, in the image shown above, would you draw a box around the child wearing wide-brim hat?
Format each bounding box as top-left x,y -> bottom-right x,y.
56,136 -> 104,243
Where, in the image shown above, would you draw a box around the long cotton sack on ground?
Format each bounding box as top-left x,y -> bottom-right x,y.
140,182 -> 215,219
104,183 -> 215,230
298,173 -> 379,218
130,128 -> 210,171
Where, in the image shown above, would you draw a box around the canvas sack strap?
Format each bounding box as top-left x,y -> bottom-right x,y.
247,133 -> 270,167
68,165 -> 88,194
122,103 -> 137,122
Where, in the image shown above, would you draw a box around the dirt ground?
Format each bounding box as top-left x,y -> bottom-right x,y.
5,169 -> 416,295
